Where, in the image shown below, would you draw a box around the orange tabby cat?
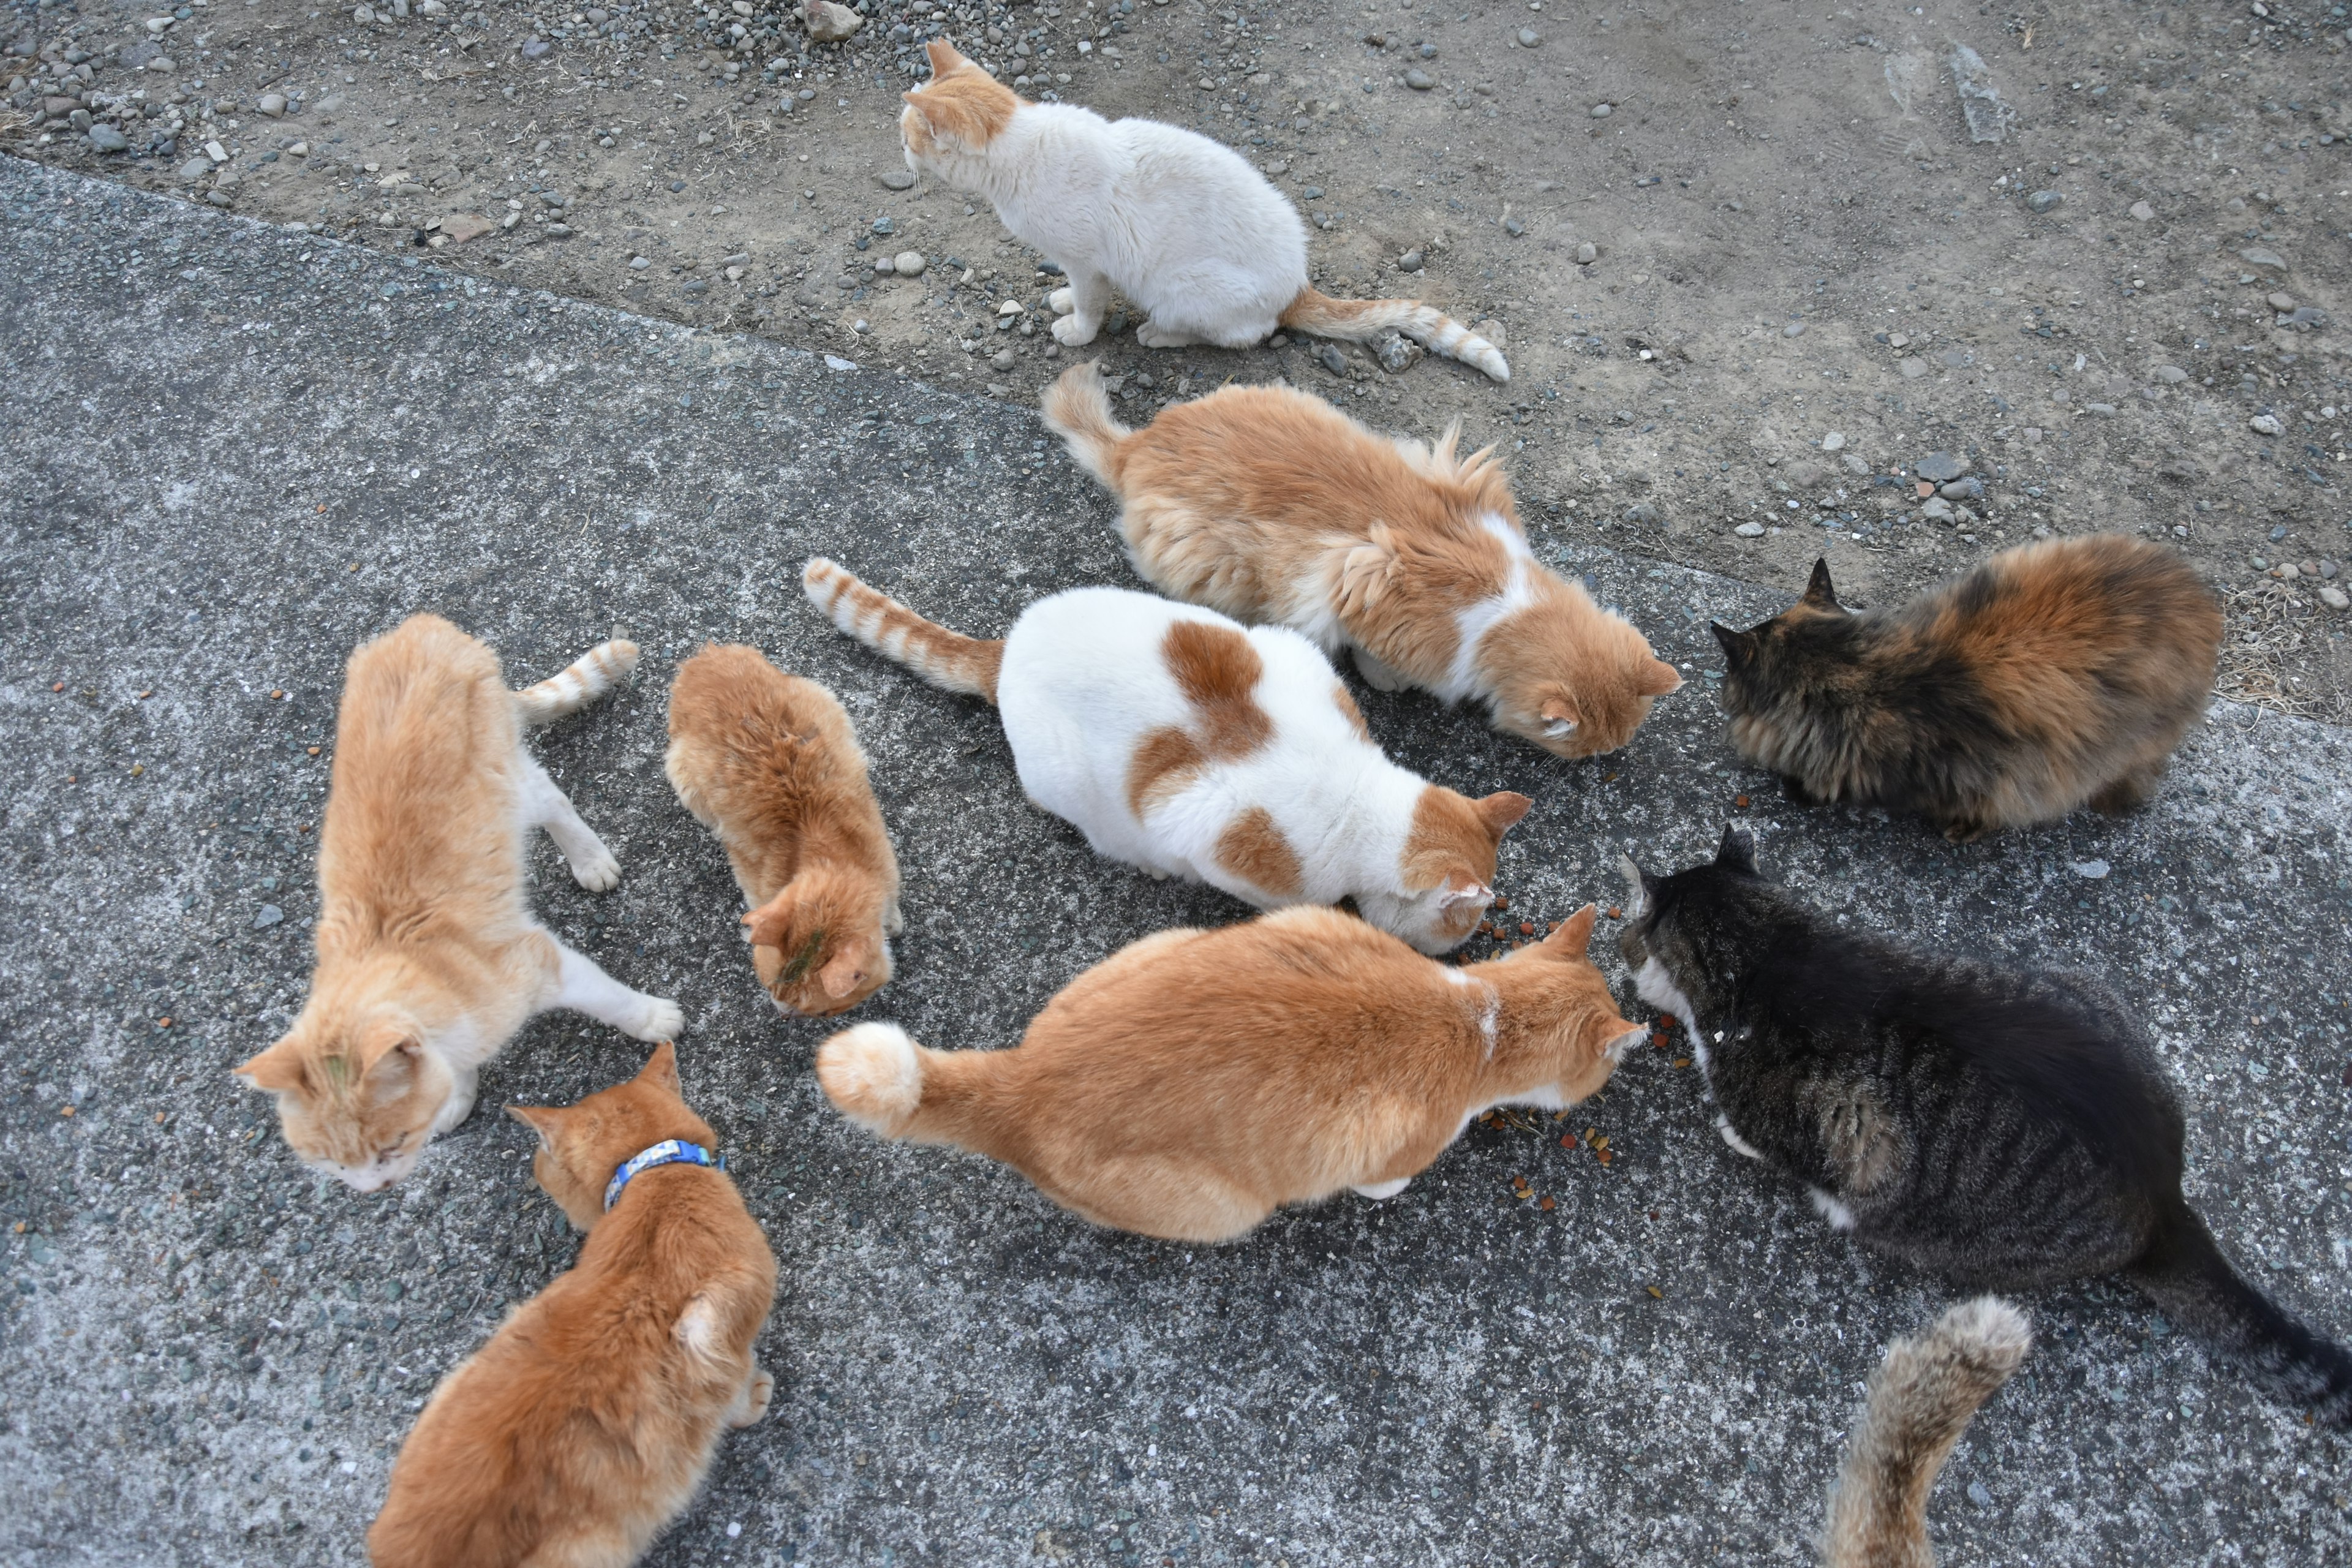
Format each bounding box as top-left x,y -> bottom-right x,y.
1044,360 -> 1683,756
235,615 -> 682,1193
369,1043 -> 777,1568
665,644 -> 903,1016
816,903 -> 1639,1242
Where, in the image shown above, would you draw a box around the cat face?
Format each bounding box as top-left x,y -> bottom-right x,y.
1493,903 -> 1646,1101
235,1016 -> 453,1193
743,865 -> 894,1016
1710,558 -> 1861,725
1616,823 -> 1776,1031
508,1043 -> 717,1232
1378,786 -> 1532,952
899,40 -> 1019,174
1490,600 -> 1683,758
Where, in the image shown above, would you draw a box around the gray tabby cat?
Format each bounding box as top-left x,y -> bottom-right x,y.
1619,823 -> 2352,1426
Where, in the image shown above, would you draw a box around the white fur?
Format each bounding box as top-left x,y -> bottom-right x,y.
905,98 -> 1305,349
997,588 -> 1475,952
1716,1114 -> 1766,1162
1809,1186 -> 1859,1231
1632,956 -> 1704,1065
1436,514 -> 1537,704
1351,1177 -> 1412,1201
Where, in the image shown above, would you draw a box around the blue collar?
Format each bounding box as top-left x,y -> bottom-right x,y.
603,1139 -> 726,1212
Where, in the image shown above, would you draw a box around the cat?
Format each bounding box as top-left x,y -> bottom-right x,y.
1619,823 -> 2352,1425
368,1043 -> 777,1568
803,558 -> 1529,954
234,615 -> 684,1194
815,903 -> 1638,1242
665,643 -> 903,1017
895,40 -> 1509,379
1822,1297 -> 2031,1568
1044,360 -> 1684,758
1709,538 -> 2222,840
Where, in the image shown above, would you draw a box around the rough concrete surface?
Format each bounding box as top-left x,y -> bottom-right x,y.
3,156 -> 2351,1568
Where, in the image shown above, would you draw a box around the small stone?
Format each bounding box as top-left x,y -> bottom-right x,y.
2249,413 -> 2285,437
804,0 -> 864,42
1502,217 -> 1525,236
997,299 -> 1024,316
86,123 -> 127,152
257,92 -> 287,117
2266,292 -> 2297,312
1915,452 -> 1966,483
991,347 -> 1016,371
870,216 -> 894,236
2320,585 -> 2350,611
1820,432 -> 1846,451
1939,477 -> 1985,502
1841,454 -> 1869,476
628,254 -> 652,270
2024,190 -> 2062,213
894,250 -> 925,276
1575,241 -> 1597,265
1374,332 -> 1422,372
1899,356 -> 1929,379
2154,364 -> 2187,383
2239,247 -> 2287,273
418,0 -> 445,13
1403,67 -> 1434,90
1589,102 -> 1611,118
1920,497 -> 1957,523
522,37 -> 551,58
441,213 -> 494,243
2275,562 -> 2302,581
252,905 -> 285,929
1782,322 -> 1804,337
2068,861 -> 2109,881
353,3 -> 375,19
1517,28 -> 1541,47
1621,502 -> 1659,526
1887,332 -> 1909,349
176,154 -> 211,181
205,139 -> 229,163
2128,200 -> 2154,222
1397,249 -> 1424,272
878,169 -> 916,190
1317,343 -> 1349,375
1733,521 -> 1765,537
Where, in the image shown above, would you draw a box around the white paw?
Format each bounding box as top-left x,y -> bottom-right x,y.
567,840 -> 622,892
1351,1176 -> 1412,1201
1133,323 -> 1187,349
1047,286 -> 1075,314
630,997 -> 687,1042
1052,313 -> 1099,347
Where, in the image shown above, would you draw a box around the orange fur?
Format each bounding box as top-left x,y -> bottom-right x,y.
1042,363 -> 1681,756
803,557 -> 1004,700
369,1045 -> 777,1568
899,40 -> 1019,157
815,905 -> 1638,1243
666,645 -> 903,1017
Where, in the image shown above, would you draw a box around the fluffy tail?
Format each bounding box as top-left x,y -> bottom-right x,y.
2129,1205 -> 2352,1426
1040,360 -> 1134,489
1278,286 -> 1510,383
816,1022 -> 997,1149
512,639 -> 640,725
1823,1296 -> 2030,1568
800,558 -> 1003,703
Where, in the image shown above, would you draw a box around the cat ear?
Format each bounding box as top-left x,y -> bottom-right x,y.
1476,791 -> 1534,838
1801,557 -> 1841,609
816,939 -> 876,1001
1616,852 -> 1662,915
1634,658 -> 1684,698
1548,903 -> 1599,952
1602,1022 -> 1646,1060
1710,622 -> 1754,665
899,94 -> 935,131
359,1033 -> 425,1103
1537,694 -> 1579,739
635,1041 -> 682,1093
1437,876 -> 1494,911
233,1038 -> 306,1095
505,1104 -> 564,1147
1715,821 -> 1759,875
924,38 -> 969,78
741,889 -> 802,952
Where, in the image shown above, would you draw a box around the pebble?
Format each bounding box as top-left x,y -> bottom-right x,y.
2249,413 -> 2284,436
1517,28 -> 1541,47
991,347 -> 1016,371
176,153 -> 211,180
2155,364 -> 2187,383
87,123 -> 127,152
1919,497 -> 1957,524
1820,432 -> 1846,451
252,905 -> 285,929
870,216 -> 895,236
1915,452 -> 1966,483
2321,585 -> 2351,611
1589,102 -> 1611,118
2068,860 -> 2109,881
1374,332 -> 1421,372
1404,67 -> 1434,90
1575,241 -> 1597,265
1397,248 -> 1424,271
1317,343 -> 1349,375
629,255 -> 651,270
1733,521 -> 1765,537
1621,502 -> 1659,526
1938,477 -> 1985,502
1782,322 -> 1804,337
258,92 -> 287,117
2266,292 -> 2297,312
2024,190 -> 2062,213
877,170 -> 916,190
2239,247 -> 2287,273
893,251 -> 926,277
2128,200 -> 2154,221
1898,356 -> 1929,379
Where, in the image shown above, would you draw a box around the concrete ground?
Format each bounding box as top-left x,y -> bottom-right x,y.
2,153 -> 2350,1567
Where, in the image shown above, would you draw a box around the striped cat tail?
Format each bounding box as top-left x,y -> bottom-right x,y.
801,558 -> 1003,703
512,638 -> 641,725
1823,1297 -> 2030,1568
2131,1207 -> 2352,1426
1276,286 -> 1510,383
1040,360 -> 1133,489
815,1023 -> 1006,1155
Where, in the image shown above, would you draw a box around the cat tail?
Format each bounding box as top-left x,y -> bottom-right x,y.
2130,1204 -> 2352,1425
1040,361 -> 1133,490
1276,287 -> 1510,383
815,1022 -> 1003,1152
801,558 -> 1004,703
1822,1296 -> 2030,1568
511,639 -> 641,725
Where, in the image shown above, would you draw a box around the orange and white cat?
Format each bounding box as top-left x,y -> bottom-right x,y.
1044,361 -> 1684,758
369,1044 -> 777,1568
897,40 -> 1507,378
804,559 -> 1529,954
817,904 -> 1638,1242
235,615 -> 683,1194
665,643 -> 903,1017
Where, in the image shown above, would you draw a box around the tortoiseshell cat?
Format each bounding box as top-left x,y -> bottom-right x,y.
1619,824 -> 2352,1426
1711,539 -> 2220,840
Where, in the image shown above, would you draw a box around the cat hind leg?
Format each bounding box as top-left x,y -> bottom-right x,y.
551,943 -> 686,1041
2089,763 -> 2163,815
521,757 -> 621,891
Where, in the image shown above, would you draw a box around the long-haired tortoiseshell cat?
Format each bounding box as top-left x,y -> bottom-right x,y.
369,1044 -> 776,1568
235,616 -> 683,1193
803,559 -> 1529,954
1621,824 -> 2352,1425
1711,539 -> 2221,840
896,41 -> 1507,377
815,904 -> 1638,1242
666,644 -> 903,1017
1044,361 -> 1683,758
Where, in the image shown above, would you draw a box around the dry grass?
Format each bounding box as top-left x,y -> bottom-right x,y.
2217,582 -> 2350,723
0,109 -> 38,138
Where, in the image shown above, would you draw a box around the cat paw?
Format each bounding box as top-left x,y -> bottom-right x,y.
1351,1177 -> 1412,1200
734,1368 -> 775,1428
628,997 -> 687,1042
567,840 -> 622,892
1133,322 -> 1194,349
1047,286 -> 1075,314
1052,313 -> 1100,347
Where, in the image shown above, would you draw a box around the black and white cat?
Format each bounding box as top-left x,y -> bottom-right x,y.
1618,823 -> 2352,1426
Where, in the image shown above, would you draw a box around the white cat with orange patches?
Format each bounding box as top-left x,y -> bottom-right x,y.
816,904 -> 1640,1243
895,40 -> 1507,379
802,559 -> 1529,954
1046,361 -> 1686,758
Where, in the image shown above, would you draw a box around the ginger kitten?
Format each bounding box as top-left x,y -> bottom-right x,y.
1044,362 -> 1683,758
368,1044 -> 777,1568
666,644 -> 903,1017
1823,1298 -> 2031,1568
1713,540 -> 2222,839
235,615 -> 682,1193
816,904 -> 1638,1243
897,41 -> 1507,379
804,559 -> 1529,954
1622,824 -> 2352,1425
